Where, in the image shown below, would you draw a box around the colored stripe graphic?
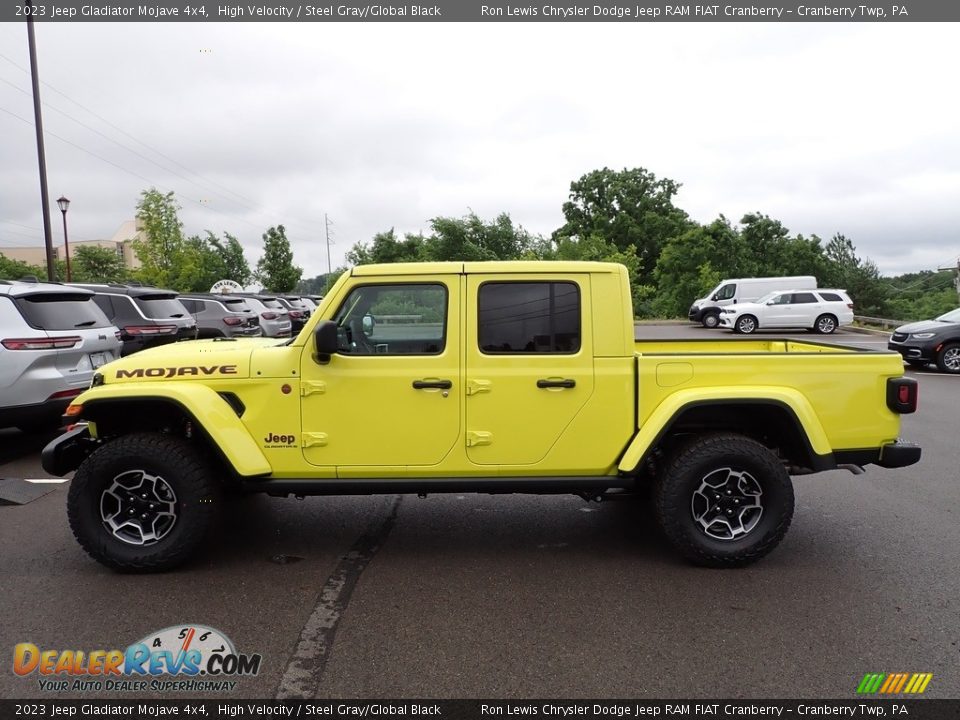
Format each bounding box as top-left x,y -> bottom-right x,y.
857,672 -> 932,694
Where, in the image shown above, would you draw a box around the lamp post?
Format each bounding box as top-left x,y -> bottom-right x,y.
57,195 -> 71,282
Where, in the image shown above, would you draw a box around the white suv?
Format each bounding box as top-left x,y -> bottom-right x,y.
0,281 -> 122,432
718,289 -> 854,335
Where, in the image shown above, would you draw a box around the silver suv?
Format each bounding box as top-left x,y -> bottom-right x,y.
239,295 -> 292,338
0,281 -> 122,432
178,294 -> 262,339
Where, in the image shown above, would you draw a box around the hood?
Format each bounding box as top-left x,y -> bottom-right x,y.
724,302 -> 763,313
97,338 -> 282,384
894,319 -> 958,334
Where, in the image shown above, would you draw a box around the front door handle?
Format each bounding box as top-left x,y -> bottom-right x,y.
413,379 -> 453,390
537,378 -> 576,389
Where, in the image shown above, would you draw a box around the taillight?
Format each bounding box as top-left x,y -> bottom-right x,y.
847,303 -> 854,309
2,336 -> 81,350
47,388 -> 84,401
887,377 -> 918,414
223,316 -> 243,326
122,325 -> 177,336
289,310 -> 303,319
261,312 -> 278,320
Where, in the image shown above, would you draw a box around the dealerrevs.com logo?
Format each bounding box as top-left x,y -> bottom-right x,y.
13,625 -> 261,693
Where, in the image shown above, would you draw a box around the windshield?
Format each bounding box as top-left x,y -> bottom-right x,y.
936,308 -> 960,323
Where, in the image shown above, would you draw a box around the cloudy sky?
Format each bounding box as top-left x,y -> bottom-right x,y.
1,21 -> 958,279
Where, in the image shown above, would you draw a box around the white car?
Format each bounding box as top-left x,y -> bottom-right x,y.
718,289 -> 854,334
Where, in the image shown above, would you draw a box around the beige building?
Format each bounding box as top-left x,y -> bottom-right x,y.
1,220 -> 144,269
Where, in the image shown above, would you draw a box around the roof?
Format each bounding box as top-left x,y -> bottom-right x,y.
350,260 -> 626,277
0,280 -> 94,298
68,282 -> 178,297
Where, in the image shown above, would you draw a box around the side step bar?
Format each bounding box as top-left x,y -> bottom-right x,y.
239,476 -> 634,497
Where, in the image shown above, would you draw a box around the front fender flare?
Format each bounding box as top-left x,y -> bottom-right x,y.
68,384 -> 272,477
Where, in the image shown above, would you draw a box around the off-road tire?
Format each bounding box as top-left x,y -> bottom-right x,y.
734,315 -> 758,334
702,313 -> 720,329
935,342 -> 960,374
67,433 -> 221,572
654,433 -> 794,568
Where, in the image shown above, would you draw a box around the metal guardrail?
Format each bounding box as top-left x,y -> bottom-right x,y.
854,315 -> 904,330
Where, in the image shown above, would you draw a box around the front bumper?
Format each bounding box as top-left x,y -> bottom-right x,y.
887,339 -> 938,363
41,424 -> 97,476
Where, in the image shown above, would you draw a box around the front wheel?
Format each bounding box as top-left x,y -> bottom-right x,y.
654,433 -> 794,568
814,314 -> 838,334
735,315 -> 758,334
702,313 -> 720,329
67,433 -> 221,572
936,342 -> 960,374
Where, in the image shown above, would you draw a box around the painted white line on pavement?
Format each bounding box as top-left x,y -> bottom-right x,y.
23,478 -> 70,484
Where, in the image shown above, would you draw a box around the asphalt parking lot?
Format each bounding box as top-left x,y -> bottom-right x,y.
1,325 -> 957,700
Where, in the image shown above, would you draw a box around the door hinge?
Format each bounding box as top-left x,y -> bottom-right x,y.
302,432 -> 329,448
466,379 -> 492,396
301,381 -> 327,397
466,430 -> 493,447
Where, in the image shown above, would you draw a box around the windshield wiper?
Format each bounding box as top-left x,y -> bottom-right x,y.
74,320 -> 97,327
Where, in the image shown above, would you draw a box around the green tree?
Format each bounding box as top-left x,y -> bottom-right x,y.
212,232 -> 252,287
131,189 -> 187,289
822,234 -> 887,315
0,254 -> 41,280
347,228 -> 425,265
256,225 -> 302,292
653,217 -> 746,317
424,212 -> 538,261
553,167 -> 691,283
72,245 -> 127,283
883,270 -> 957,321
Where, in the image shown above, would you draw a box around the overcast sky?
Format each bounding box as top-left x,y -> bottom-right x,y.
1,22 -> 958,279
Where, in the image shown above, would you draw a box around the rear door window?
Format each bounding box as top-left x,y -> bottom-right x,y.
792,292 -> 817,303
14,293 -> 113,331
478,282 -> 580,354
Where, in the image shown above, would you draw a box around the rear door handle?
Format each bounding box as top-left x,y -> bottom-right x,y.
413,379 -> 453,390
537,378 -> 576,389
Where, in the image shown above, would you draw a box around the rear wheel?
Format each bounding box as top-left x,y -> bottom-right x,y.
702,313 -> 720,329
814,314 -> 838,334
735,315 -> 758,334
654,433 -> 794,568
67,433 -> 221,572
936,342 -> 960,374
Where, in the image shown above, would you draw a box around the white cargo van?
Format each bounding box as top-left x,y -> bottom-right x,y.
688,275 -> 818,328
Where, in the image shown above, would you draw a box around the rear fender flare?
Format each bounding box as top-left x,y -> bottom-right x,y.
617,387 -> 832,474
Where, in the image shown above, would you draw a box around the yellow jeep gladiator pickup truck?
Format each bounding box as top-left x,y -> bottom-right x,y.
42,262 -> 921,571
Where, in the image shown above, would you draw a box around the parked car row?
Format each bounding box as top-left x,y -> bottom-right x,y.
1,278 -> 320,432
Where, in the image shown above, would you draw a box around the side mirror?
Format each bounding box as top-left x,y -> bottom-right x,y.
362,314 -> 376,334
314,320 -> 338,360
